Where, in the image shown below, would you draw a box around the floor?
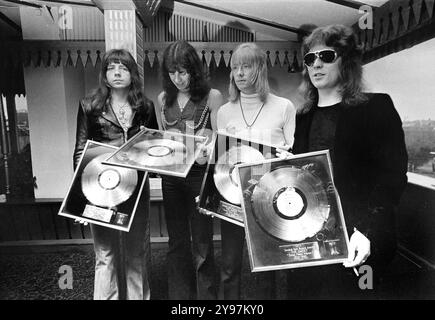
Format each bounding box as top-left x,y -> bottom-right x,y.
0,242 -> 434,300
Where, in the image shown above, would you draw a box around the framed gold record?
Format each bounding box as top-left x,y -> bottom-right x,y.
236,150 -> 350,272
198,132 -> 278,227
102,127 -> 208,178
250,166 -> 330,243
214,144 -> 266,205
81,153 -> 138,208
58,141 -> 147,232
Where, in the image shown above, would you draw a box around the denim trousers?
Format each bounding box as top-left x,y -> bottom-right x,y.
162,166 -> 216,300
91,180 -> 151,300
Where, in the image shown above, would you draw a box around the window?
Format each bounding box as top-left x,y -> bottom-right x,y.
0,94 -> 34,199
15,95 -> 30,154
363,37 -> 435,185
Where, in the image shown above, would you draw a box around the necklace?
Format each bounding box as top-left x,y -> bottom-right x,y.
113,101 -> 131,132
239,98 -> 265,129
177,94 -> 190,112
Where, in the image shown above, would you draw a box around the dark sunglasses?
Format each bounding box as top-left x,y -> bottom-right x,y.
303,49 -> 338,67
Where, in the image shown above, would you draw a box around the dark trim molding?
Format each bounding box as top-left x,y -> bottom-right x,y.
326,0 -> 379,10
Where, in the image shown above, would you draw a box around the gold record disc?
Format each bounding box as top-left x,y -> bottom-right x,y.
214,145 -> 265,205
127,139 -> 186,167
81,153 -> 138,207
251,166 -> 330,242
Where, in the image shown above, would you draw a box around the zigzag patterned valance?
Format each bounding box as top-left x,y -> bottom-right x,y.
143,42 -> 301,68
354,0 -> 435,63
2,41 -> 301,69
0,41 -> 105,68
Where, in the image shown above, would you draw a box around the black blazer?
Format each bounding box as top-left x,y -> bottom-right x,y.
293,93 -> 408,264
73,96 -> 158,168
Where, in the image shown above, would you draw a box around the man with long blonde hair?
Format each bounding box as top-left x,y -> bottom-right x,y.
217,42 -> 296,299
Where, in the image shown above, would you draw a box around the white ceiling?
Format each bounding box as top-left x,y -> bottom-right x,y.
169,0 -> 389,40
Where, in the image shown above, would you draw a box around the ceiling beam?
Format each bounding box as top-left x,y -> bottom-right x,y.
133,0 -> 161,27
2,0 -> 42,8
174,0 -> 306,35
325,0 -> 378,10
32,0 -> 96,7
0,11 -> 21,32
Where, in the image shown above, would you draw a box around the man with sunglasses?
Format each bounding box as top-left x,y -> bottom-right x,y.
289,24 -> 408,299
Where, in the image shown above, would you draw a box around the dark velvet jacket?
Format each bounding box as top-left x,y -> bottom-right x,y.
293,93 -> 408,263
73,96 -> 158,168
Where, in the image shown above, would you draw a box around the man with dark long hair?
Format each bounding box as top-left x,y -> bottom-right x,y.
290,24 -> 408,298
74,49 -> 157,299
156,40 -> 223,299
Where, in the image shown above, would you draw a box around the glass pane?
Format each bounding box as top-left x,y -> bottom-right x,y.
0,94 -> 34,199
364,38 -> 435,180
15,95 -> 30,154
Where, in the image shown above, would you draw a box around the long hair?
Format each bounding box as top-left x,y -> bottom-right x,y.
161,40 -> 210,107
87,49 -> 145,113
300,24 -> 367,113
228,43 -> 269,103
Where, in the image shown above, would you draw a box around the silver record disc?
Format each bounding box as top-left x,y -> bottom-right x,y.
214,145 -> 265,205
251,166 -> 330,242
127,139 -> 186,167
81,153 -> 138,207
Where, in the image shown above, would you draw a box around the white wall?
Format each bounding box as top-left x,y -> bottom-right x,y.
24,67 -> 70,198
363,37 -> 435,121
24,63 -> 96,199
